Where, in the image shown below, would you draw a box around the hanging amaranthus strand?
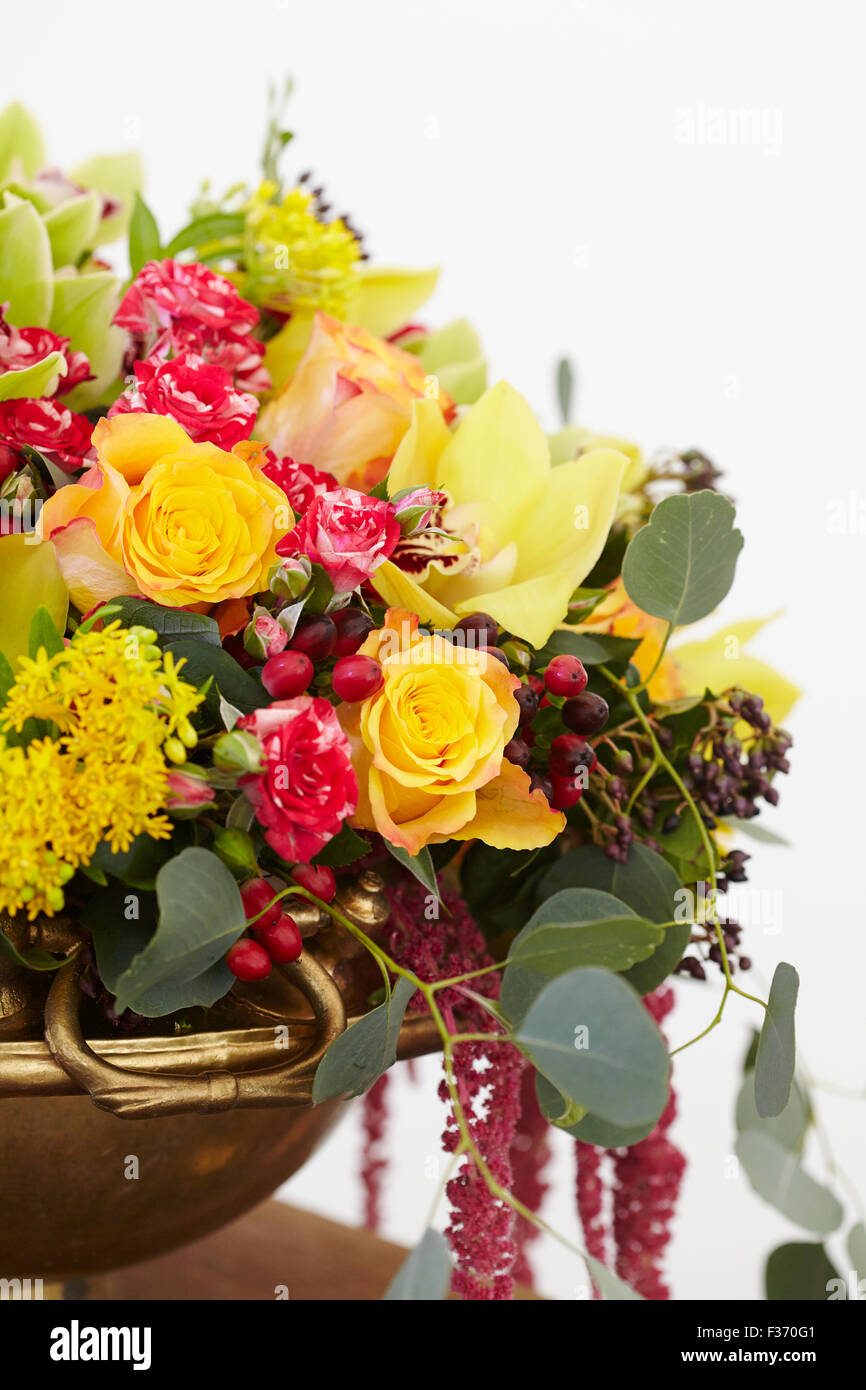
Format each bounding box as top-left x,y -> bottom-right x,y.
575,985 -> 685,1301
509,1064 -> 553,1290
360,1072 -> 390,1231
387,878 -> 523,1300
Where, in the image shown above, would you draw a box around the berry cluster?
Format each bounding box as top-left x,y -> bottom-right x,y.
224,865 -> 336,981
683,693 -> 792,823
260,608 -> 384,704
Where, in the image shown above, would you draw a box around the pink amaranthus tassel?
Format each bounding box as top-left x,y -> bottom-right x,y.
387,879 -> 523,1299
509,1064 -> 553,1289
360,1072 -> 390,1231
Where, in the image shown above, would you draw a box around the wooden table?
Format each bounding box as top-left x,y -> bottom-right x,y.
75,1201 -> 537,1301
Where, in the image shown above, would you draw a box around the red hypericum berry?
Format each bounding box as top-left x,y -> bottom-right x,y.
485,646 -> 510,668
226,938 -> 272,981
256,913 -> 303,964
333,607 -> 376,656
290,614 -> 338,661
261,650 -> 314,699
514,683 -> 539,725
527,673 -> 545,695
454,612 -> 498,649
550,734 -> 590,776
563,691 -> 609,736
503,738 -> 531,770
292,863 -> 337,902
550,774 -> 585,810
240,877 -> 282,928
529,771 -> 554,803
332,654 -> 384,702
544,654 -> 588,697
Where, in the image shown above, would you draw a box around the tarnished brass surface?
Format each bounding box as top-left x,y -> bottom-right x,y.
0,870 -> 443,1278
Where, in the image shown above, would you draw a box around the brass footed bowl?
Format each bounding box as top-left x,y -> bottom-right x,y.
0,876 -> 437,1280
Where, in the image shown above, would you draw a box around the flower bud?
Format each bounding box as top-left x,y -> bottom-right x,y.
213,729 -> 265,774
165,767 -> 216,815
244,605 -> 290,661
210,825 -> 259,875
268,555 -> 311,601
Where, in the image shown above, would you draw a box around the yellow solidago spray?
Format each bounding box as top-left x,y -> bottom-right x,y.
242,182 -> 361,316
0,622 -> 203,919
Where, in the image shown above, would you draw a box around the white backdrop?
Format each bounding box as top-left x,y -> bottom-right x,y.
7,0 -> 865,1299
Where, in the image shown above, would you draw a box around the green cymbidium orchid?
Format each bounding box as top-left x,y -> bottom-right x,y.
372,381 -> 628,649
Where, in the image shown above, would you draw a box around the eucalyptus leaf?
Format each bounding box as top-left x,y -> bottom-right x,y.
735,1070 -> 810,1152
313,976 -> 415,1103
765,1242 -> 840,1301
108,848 -> 246,1015
383,1228 -> 451,1301
847,1222 -> 866,1285
735,1132 -> 843,1234
585,1256 -> 643,1301
0,929 -> 71,972
514,967 -> 670,1128
622,491 -> 744,628
754,962 -> 799,1118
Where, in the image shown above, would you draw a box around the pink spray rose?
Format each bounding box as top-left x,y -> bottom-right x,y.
278,486 -> 400,593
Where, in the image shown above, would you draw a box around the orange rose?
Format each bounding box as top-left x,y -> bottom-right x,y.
256,312 -> 455,490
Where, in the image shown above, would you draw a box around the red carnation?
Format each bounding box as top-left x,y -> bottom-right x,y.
0,304 -> 91,396
261,450 -> 335,514
278,486 -> 400,593
0,397 -> 95,472
108,351 -> 257,449
170,322 -> 271,396
237,697 -> 358,863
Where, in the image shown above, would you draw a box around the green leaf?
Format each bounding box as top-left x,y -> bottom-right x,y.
383,1228 -> 451,1301
43,192 -> 102,267
501,889 -> 661,1026
765,1243 -> 840,1301
164,640 -> 269,721
90,831 -> 183,892
622,491 -> 744,628
112,596 -> 222,646
735,1132 -> 843,1234
848,1222 -> 866,1285
534,629 -> 639,671
0,196 -> 54,325
128,192 -> 161,276
754,962 -> 799,1118
84,880 -> 233,1018
384,841 -> 442,904
163,212 -> 245,259
0,349 -> 66,402
513,966 -> 670,1128
735,1070 -> 810,1153
584,1256 -> 643,1301
0,102 -> 45,182
28,605 -> 65,659
313,975 -> 416,1103
724,819 -> 790,847
313,823 -> 370,868
107,848 -> 246,1015
0,928 -> 71,972
0,650 -> 15,706
538,843 -> 690,993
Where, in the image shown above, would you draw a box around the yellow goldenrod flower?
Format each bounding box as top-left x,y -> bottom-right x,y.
0,621 -> 203,919
242,183 -> 361,317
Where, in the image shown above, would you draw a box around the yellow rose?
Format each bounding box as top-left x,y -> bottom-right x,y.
338,608 -> 564,856
39,414 -> 292,611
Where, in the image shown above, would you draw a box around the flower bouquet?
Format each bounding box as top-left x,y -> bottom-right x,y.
0,91 -> 850,1302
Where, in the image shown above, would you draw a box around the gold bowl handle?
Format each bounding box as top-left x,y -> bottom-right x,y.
45,953 -> 347,1120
